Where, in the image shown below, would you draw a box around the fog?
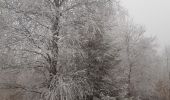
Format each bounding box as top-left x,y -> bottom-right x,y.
122,0 -> 170,47
0,0 -> 170,100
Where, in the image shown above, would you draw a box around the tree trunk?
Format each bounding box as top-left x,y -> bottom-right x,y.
49,0 -> 63,75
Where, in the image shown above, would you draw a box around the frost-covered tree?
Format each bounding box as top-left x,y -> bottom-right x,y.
0,0 -> 123,100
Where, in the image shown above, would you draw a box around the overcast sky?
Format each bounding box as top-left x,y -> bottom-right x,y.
121,0 -> 170,48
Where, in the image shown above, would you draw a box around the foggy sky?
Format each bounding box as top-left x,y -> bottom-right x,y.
121,0 -> 170,47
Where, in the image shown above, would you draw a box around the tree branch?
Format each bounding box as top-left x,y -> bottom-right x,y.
62,0 -> 112,13
0,1 -> 51,29
0,83 -> 41,94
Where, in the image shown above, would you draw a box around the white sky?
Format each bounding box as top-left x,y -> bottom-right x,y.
121,0 -> 170,47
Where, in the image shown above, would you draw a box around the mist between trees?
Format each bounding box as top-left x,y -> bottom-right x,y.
0,0 -> 169,100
